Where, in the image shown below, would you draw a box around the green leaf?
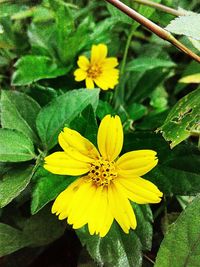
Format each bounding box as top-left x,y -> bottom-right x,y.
49,0 -> 74,62
106,2 -> 133,24
124,132 -> 200,195
23,206 -> 65,246
0,206 -> 65,257
155,195 -> 200,267
1,90 -> 41,143
76,204 -> 153,266
0,223 -> 30,257
77,223 -> 142,267
12,55 -> 68,86
36,89 -> 99,150
133,204 -> 153,250
28,22 -> 56,57
127,67 -> 172,103
0,129 -> 36,162
96,100 -> 114,120
126,103 -> 147,121
165,14 -> 200,40
0,166 -> 33,208
126,57 -> 175,72
31,167 -> 75,214
70,105 -> 98,145
150,86 -> 168,111
159,87 -> 200,148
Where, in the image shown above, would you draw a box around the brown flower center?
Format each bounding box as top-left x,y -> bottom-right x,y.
88,159 -> 117,187
87,64 -> 102,79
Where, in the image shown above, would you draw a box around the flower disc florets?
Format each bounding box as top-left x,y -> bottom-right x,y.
88,159 -> 117,187
87,64 -> 102,79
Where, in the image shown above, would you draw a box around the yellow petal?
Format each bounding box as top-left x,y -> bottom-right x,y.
95,70 -> 119,90
68,179 -> 97,228
66,179 -> 96,223
93,187 -> 113,237
86,77 -> 94,89
117,150 -> 158,177
87,186 -> 105,235
103,57 -> 119,69
97,115 -> 123,161
94,77 -> 109,90
58,127 -> 99,161
91,44 -> 108,63
52,178 -> 83,216
74,68 -> 87,81
116,176 -> 163,204
99,202 -> 113,237
77,55 -> 90,70
108,183 -> 136,233
44,152 -> 90,175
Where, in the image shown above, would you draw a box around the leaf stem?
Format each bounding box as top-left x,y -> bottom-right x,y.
105,0 -> 200,63
133,0 -> 187,17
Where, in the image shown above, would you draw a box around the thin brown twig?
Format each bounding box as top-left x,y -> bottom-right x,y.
133,0 -> 186,17
105,0 -> 200,63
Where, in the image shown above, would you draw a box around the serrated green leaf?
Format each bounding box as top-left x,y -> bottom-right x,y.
36,89 -> 99,150
76,223 -> 142,267
1,90 -> 41,143
155,195 -> 200,267
12,55 -> 68,86
165,14 -> 200,40
0,129 -> 36,162
124,132 -> 200,195
0,223 -> 30,257
126,57 -> 175,72
159,87 -> 200,148
0,166 -> 33,208
31,167 -> 75,214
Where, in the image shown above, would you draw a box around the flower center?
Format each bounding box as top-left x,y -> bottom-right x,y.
87,64 -> 102,79
88,159 -> 117,187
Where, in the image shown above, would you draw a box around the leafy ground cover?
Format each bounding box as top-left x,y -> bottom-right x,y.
0,0 -> 200,266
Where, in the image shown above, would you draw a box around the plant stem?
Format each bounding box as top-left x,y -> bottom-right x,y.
105,0 -> 200,63
144,254 -> 155,265
121,26 -> 135,76
133,0 -> 186,17
113,25 -> 134,107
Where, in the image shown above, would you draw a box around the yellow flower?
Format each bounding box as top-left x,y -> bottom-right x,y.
44,115 -> 163,237
74,44 -> 119,90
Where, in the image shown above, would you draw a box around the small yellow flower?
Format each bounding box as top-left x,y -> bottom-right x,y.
44,115 -> 163,237
74,44 -> 119,90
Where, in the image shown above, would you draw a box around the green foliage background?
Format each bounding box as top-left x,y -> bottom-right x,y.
0,0 -> 200,266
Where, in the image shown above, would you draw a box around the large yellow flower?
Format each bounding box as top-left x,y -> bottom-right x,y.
44,115 -> 163,237
74,44 -> 119,90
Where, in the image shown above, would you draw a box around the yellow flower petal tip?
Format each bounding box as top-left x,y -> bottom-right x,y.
74,44 -> 119,91
44,114 -> 163,237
